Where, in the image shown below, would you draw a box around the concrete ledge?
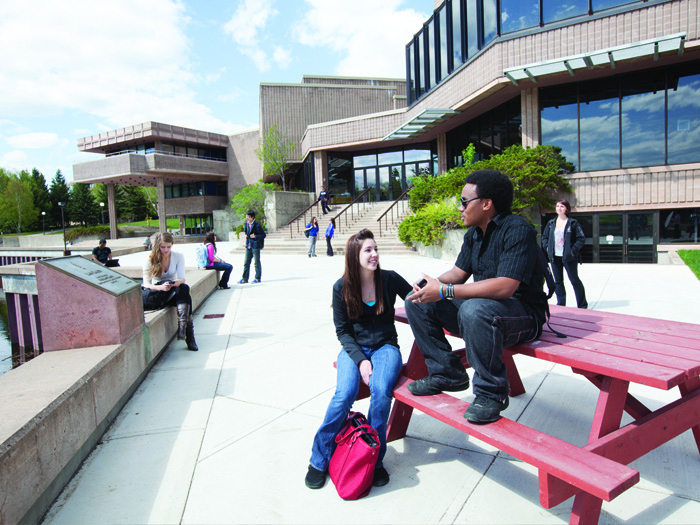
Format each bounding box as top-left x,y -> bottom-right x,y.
0,268 -> 217,525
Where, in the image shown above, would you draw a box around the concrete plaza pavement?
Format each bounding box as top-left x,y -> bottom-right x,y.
42,242 -> 700,524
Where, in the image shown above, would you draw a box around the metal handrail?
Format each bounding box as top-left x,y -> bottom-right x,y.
333,188 -> 372,234
377,186 -> 412,236
287,199 -> 323,238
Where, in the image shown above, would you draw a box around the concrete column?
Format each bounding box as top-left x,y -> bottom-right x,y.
156,177 -> 167,234
107,183 -> 118,239
521,88 -> 540,148
179,215 -> 186,236
313,151 -> 328,194
436,132 -> 448,175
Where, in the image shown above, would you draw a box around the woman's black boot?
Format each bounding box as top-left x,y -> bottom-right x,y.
176,304 -> 189,340
185,319 -> 199,351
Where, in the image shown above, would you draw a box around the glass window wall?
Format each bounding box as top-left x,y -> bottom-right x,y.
482,0 -> 498,46
427,18 -> 436,89
451,0 -> 463,70
621,71 -> 665,167
543,0 -> 587,24
501,0 -> 539,34
541,84 -> 579,170
580,78 -> 619,171
438,5 -> 449,81
667,63 -> 700,164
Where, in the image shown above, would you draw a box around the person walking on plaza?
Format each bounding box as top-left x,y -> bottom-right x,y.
142,232 -> 198,351
404,170 -> 546,424
325,217 -> 335,257
203,231 -> 233,289
92,239 -> 112,265
542,199 -> 588,309
305,228 -> 412,490
317,186 -> 331,214
305,216 -> 319,257
238,210 -> 266,284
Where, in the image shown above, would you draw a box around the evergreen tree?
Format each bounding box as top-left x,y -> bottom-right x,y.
49,170 -> 71,228
0,173 -> 39,233
68,183 -> 98,227
30,168 -> 52,231
120,185 -> 150,222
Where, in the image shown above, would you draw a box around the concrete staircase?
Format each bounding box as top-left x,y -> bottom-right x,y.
255,201 -> 415,255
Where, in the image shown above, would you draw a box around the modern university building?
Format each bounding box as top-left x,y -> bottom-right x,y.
74,0 -> 700,263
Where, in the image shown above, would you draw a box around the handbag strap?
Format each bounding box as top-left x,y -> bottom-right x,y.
335,424 -> 378,446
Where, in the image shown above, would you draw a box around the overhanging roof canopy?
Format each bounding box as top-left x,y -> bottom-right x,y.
504,33 -> 686,86
383,108 -> 459,141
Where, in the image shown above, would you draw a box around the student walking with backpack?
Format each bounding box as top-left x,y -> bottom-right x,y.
305,217 -> 319,258
542,199 -> 588,309
238,210 -> 266,283
202,232 -> 233,289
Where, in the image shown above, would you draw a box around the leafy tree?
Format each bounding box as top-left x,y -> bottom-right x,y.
67,182 -> 98,227
0,174 -> 39,233
398,144 -> 573,246
255,124 -> 296,190
230,181 -> 280,226
49,170 -> 71,228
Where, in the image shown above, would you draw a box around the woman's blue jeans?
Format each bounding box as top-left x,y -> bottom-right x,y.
208,261 -> 233,287
308,235 -> 317,256
309,344 -> 402,472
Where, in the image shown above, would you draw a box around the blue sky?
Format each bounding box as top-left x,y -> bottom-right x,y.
0,0 -> 430,182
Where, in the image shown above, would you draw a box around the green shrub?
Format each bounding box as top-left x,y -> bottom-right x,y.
65,225 -> 111,242
398,198 -> 463,247
679,249 -> 700,280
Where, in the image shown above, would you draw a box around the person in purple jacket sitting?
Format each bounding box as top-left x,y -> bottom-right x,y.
204,232 -> 233,289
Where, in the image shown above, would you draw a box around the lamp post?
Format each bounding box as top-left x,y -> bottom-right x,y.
100,201 -> 104,224
57,202 -> 68,255
41,211 -> 46,234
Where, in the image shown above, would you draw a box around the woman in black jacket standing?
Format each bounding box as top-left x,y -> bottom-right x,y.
305,229 -> 412,491
542,199 -> 588,309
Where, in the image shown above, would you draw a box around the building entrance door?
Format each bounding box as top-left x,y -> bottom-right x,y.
598,212 -> 655,263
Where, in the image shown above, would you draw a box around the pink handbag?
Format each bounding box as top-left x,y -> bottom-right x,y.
328,412 -> 380,500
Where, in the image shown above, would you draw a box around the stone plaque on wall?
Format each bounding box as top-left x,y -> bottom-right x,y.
36,256 -> 144,351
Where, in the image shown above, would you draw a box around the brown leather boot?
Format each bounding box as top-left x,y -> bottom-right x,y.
185,319 -> 198,351
176,304 -> 189,340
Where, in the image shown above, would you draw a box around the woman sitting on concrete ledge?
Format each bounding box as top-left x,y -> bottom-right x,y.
142,232 -> 198,351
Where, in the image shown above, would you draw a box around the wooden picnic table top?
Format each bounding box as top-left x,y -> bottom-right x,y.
394,305 -> 700,391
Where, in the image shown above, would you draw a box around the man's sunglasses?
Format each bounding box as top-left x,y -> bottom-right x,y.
459,196 -> 481,208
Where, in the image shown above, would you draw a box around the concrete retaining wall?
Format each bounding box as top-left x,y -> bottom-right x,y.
0,268 -> 217,525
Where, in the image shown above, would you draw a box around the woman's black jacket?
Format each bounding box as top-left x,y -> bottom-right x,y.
542,217 -> 586,263
332,270 -> 412,367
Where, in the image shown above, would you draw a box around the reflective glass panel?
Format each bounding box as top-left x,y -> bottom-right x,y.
668,64 -> 700,164
378,151 -> 403,165
404,149 -> 431,162
592,0 -> 638,11
427,19 -> 436,89
366,168 -> 378,200
466,0 -> 478,58
418,31 -> 426,97
452,0 -> 463,67
482,0 -> 498,46
501,0 -> 539,33
407,43 -> 416,103
543,0 -> 587,24
580,78 -> 619,171
354,154 -> 377,167
541,84 -> 579,170
621,71 -> 665,167
391,166 -> 403,198
378,167 -> 391,200
438,6 -> 449,80
354,169 -> 365,196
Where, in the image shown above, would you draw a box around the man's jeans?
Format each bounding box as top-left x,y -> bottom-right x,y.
208,261 -> 233,287
241,248 -> 261,281
309,344 -> 402,472
404,297 -> 539,401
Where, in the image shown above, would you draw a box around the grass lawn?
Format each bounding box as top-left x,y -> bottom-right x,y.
119,218 -> 179,228
679,249 -> 700,280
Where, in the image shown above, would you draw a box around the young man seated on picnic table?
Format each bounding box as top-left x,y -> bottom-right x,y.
405,169 -> 547,424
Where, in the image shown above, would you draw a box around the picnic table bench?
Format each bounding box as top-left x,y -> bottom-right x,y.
353,305 -> 700,524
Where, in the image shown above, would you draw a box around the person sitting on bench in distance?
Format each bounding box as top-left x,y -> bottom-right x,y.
305,228 -> 412,490
404,170 -> 546,424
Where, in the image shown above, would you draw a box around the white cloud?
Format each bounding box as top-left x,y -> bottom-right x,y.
0,0 -> 237,133
293,0 -> 429,77
7,132 -> 59,149
1,150 -> 29,169
223,0 -> 279,72
273,46 -> 292,69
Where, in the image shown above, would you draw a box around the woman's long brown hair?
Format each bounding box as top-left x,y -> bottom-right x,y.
204,231 -> 217,253
343,229 -> 384,318
147,232 -> 174,279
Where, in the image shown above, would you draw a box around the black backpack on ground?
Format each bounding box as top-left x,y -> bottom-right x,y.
537,245 -> 567,339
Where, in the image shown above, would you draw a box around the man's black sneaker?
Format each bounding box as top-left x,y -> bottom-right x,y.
407,374 -> 470,396
464,395 -> 509,424
372,466 -> 390,487
305,466 -> 327,489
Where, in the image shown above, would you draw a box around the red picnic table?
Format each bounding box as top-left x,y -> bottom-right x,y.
369,305 -> 700,524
